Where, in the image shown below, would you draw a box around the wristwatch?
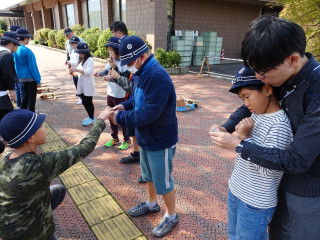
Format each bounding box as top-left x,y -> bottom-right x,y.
235,143 -> 243,154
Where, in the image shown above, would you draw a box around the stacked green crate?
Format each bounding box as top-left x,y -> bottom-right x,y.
180,30 -> 193,66
192,36 -> 204,66
214,37 -> 223,64
202,32 -> 223,65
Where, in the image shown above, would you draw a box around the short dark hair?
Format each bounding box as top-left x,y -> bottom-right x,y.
113,47 -> 119,57
241,15 -> 306,73
233,84 -> 264,95
0,39 -> 11,46
110,21 -> 128,35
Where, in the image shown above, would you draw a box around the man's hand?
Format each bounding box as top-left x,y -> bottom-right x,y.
112,104 -> 125,111
108,110 -> 118,125
235,117 -> 254,140
8,90 -> 16,101
209,131 -> 241,150
109,69 -> 120,80
103,75 -> 112,81
98,106 -> 114,122
93,72 -> 100,77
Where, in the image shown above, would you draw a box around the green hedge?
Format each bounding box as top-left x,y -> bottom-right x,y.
79,27 -> 102,56
47,30 -> 58,47
154,48 -> 181,68
72,24 -> 85,38
55,30 -> 65,49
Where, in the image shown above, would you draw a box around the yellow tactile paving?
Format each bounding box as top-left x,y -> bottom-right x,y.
92,213 -> 142,240
68,180 -> 108,205
59,167 -> 96,188
79,195 -> 124,226
41,120 -> 145,240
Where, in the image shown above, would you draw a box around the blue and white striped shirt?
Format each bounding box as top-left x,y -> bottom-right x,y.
229,110 -> 293,208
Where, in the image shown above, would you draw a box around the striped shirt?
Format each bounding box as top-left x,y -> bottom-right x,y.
229,110 -> 293,209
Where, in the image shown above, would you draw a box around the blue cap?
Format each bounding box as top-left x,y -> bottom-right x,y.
74,42 -> 90,54
64,27 -> 72,35
119,36 -> 149,66
0,109 -> 46,148
229,66 -> 265,93
16,28 -> 32,39
105,36 -> 121,48
10,25 -> 21,32
1,32 -> 21,46
69,36 -> 80,44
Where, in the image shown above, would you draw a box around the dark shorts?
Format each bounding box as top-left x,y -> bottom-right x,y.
126,126 -> 135,137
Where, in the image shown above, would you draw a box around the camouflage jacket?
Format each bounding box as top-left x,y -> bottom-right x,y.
0,119 -> 106,240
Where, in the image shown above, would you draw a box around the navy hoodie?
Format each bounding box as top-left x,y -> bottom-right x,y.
116,54 -> 178,151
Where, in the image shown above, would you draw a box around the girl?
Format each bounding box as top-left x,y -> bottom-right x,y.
71,42 -> 95,126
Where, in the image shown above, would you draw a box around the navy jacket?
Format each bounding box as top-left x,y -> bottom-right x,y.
116,55 -> 178,151
223,53 -> 320,197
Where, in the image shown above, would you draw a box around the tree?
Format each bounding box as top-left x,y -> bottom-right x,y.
272,0 -> 320,60
0,18 -> 8,32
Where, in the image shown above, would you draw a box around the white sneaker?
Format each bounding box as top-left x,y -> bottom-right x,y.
76,98 -> 82,105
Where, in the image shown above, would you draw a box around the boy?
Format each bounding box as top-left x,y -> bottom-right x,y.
14,28 -> 41,112
214,66 -> 292,239
0,108 -> 111,240
210,15 -> 320,239
66,36 -> 81,105
109,36 -> 179,238
93,37 -> 130,150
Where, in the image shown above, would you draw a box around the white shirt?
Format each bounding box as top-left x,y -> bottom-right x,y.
105,59 -> 126,98
76,57 -> 95,96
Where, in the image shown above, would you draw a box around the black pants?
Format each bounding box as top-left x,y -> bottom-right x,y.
21,81 -> 37,112
72,76 -> 78,90
79,94 -> 94,119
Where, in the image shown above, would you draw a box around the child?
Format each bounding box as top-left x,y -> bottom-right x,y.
0,107 -> 112,240
66,36 -> 81,105
219,66 -> 293,240
93,37 -> 130,150
71,42 -> 96,126
14,28 -> 41,112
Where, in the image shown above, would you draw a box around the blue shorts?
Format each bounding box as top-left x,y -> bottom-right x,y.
140,146 -> 176,195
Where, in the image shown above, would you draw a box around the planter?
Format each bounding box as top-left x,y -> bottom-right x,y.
165,66 -> 189,75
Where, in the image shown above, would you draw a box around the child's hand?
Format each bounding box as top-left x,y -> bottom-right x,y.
235,117 -> 254,140
108,110 -> 118,125
93,72 -> 100,77
71,67 -> 77,73
103,75 -> 112,81
109,69 -> 120,80
209,124 -> 227,133
112,104 -> 125,111
66,62 -> 71,68
209,131 -> 241,150
98,106 -> 114,122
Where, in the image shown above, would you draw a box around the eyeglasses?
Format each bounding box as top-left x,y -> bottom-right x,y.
251,68 -> 271,78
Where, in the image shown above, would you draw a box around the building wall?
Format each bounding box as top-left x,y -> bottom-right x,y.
175,0 -> 260,58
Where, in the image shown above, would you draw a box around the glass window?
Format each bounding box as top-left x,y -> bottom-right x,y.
88,0 -> 102,29
121,0 -> 126,23
81,1 -> 89,29
66,4 -> 75,27
167,0 -> 175,35
112,0 -> 126,23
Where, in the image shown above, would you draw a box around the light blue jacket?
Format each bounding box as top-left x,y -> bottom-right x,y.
13,45 -> 41,84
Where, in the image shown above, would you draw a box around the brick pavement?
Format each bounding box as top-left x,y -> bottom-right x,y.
31,44 -> 242,239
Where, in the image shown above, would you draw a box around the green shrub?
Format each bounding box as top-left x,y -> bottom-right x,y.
154,48 -> 181,68
0,19 -> 8,32
55,30 -> 66,49
72,24 -> 85,37
33,30 -> 39,44
97,29 -> 113,59
47,29 -> 58,47
40,28 -> 51,41
79,27 -> 102,53
0,29 -> 5,35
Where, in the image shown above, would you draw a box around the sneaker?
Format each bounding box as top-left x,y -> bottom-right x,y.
105,138 -> 120,147
76,98 -> 82,105
119,141 -> 131,150
82,117 -> 95,126
152,214 -> 179,238
138,176 -> 147,183
128,202 -> 160,217
120,152 -> 140,164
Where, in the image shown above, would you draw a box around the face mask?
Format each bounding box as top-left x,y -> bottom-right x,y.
127,59 -> 138,73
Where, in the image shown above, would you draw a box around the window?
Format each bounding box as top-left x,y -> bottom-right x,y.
88,0 -> 102,29
66,4 -> 75,27
112,0 -> 126,23
167,0 -> 175,35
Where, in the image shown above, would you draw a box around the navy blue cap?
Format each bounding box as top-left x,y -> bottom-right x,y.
105,36 -> 121,48
1,32 -> 21,46
10,25 -> 21,32
64,27 -> 72,35
119,36 -> 149,66
69,36 -> 80,44
0,109 -> 46,148
74,42 -> 90,54
229,66 -> 265,93
16,28 -> 32,39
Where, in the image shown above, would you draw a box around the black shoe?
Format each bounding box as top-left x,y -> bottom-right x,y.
120,153 -> 140,164
138,176 -> 147,183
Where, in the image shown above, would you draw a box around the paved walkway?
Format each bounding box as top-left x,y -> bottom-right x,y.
29,44 -> 243,239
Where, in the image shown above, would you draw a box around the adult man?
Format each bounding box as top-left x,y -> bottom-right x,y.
211,15 -> 320,239
63,27 -> 84,64
109,36 -> 179,238
110,21 -> 128,40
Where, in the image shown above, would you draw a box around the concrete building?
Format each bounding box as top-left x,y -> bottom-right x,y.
5,0 -> 280,58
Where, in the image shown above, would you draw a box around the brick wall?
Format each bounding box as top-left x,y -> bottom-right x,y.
175,0 -> 261,58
